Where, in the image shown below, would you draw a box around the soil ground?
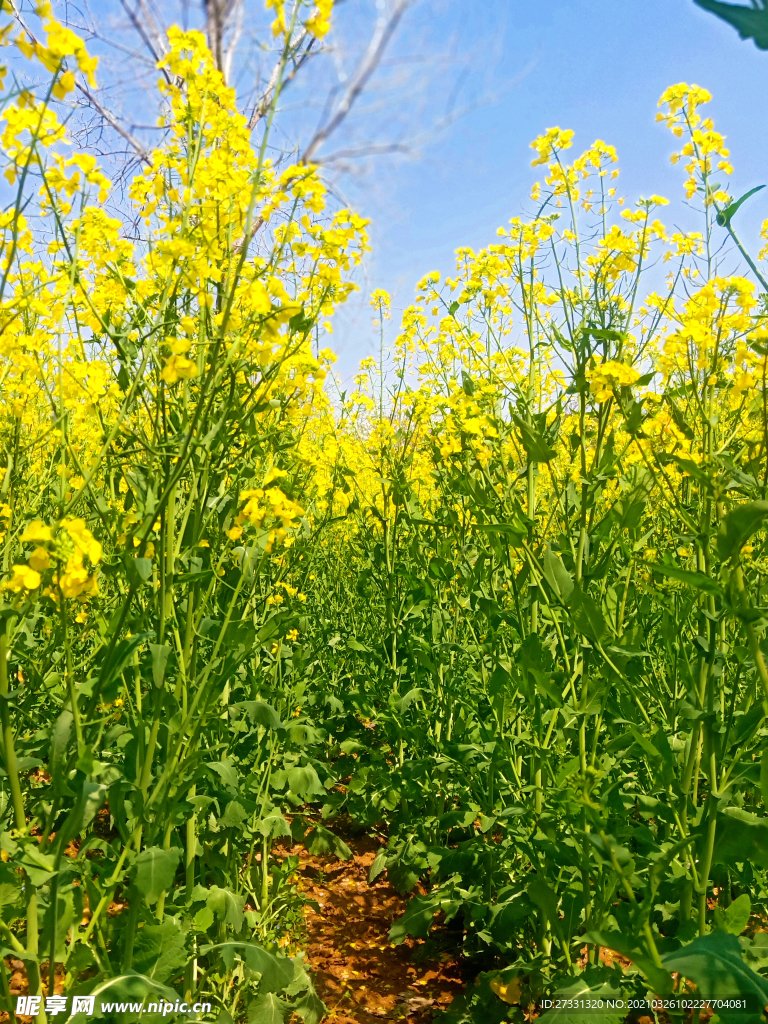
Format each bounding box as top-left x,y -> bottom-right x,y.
294,830 -> 465,1023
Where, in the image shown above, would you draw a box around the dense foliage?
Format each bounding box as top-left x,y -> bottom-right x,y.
3,3 -> 768,1022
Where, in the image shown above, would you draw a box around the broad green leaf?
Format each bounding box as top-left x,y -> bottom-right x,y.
207,885 -> 246,929
527,877 -> 559,922
714,893 -> 752,935
395,687 -> 423,714
585,930 -> 672,993
248,992 -> 291,1024
256,611 -> 298,645
287,765 -> 325,800
74,972 -> 178,1021
96,631 -> 152,703
149,642 -> 171,688
537,966 -> 626,1024
716,185 -> 766,227
714,808 -> 768,868
19,847 -> 57,887
42,890 -> 75,961
50,709 -> 74,797
428,557 -> 455,581
717,501 -> 768,560
695,0 -> 768,49
207,760 -> 240,790
199,942 -> 294,992
133,847 -> 181,904
569,584 -> 607,642
647,561 -> 723,597
125,555 -> 153,587
389,893 -> 443,943
257,811 -> 292,840
513,415 -> 556,463
543,544 -> 574,602
220,799 -> 248,828
131,919 -> 188,982
56,781 -> 107,852
291,986 -> 325,1024
235,701 -> 283,730
304,824 -> 351,861
662,930 -> 768,1019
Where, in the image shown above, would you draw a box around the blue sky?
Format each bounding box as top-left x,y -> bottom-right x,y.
328,0 -> 768,378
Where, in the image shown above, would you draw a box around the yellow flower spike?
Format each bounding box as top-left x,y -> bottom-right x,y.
161,354 -> 198,384
3,564 -> 41,593
305,0 -> 333,38
21,521 -> 53,543
28,547 -> 50,572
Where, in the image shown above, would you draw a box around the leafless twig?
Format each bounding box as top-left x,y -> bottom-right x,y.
119,0 -> 172,83
247,28 -> 316,131
301,0 -> 412,164
75,81 -> 153,165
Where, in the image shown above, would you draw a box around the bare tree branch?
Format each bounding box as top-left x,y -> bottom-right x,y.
75,81 -> 153,166
11,2 -> 154,166
221,0 -> 245,81
301,0 -> 412,164
247,28 -> 314,131
321,141 -> 410,163
119,0 -> 172,83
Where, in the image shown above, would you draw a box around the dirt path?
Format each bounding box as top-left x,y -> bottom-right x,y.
294,832 -> 465,1023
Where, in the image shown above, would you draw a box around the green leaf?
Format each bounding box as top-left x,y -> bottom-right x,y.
133,847 -> 181,904
257,611 -> 298,645
760,749 -> 768,808
713,808 -> 768,868
77,973 -> 178,1021
694,0 -> 768,49
428,557 -> 455,581
291,986 -> 325,1024
716,185 -> 766,227
42,890 -> 75,960
50,709 -> 74,797
220,799 -> 248,828
513,415 -> 557,463
569,584 -> 607,643
287,765 -> 326,800
125,555 -> 153,586
527,877 -> 559,922
207,886 -> 246,929
96,631 -> 152,704
248,992 -> 291,1024
389,892 -> 443,943
647,561 -> 723,598
665,397 -> 695,439
717,501 -> 768,560
714,893 -> 752,935
543,544 -> 574,603
537,966 -> 626,1024
304,824 -> 351,860
131,919 -> 188,982
662,929 -> 768,1019
149,643 -> 171,688
199,942 -> 294,992
208,761 -> 240,790
235,701 -> 283,730
395,687 -> 423,714
56,781 -> 107,851
585,930 -> 673,993
258,811 -> 292,840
